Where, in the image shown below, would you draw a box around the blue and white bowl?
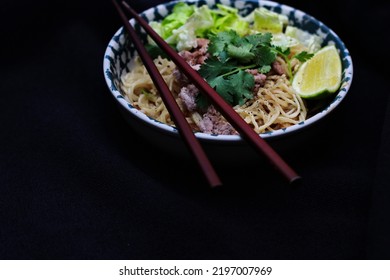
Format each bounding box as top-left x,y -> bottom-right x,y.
103,0 -> 353,159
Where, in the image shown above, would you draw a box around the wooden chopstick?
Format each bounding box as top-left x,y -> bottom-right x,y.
119,0 -> 301,184
111,0 -> 222,188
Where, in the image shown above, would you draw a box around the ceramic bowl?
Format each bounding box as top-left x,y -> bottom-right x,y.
103,0 -> 353,161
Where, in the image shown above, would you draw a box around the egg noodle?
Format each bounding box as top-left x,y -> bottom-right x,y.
121,56 -> 179,125
120,55 -> 307,134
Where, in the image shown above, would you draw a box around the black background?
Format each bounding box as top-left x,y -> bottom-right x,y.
1,0 -> 389,259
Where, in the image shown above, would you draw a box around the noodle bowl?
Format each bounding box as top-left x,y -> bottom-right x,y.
104,0 -> 353,150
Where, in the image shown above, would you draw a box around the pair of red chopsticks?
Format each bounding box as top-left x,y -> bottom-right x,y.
111,0 -> 301,187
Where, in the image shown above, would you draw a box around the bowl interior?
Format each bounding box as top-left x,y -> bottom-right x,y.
104,0 -> 353,143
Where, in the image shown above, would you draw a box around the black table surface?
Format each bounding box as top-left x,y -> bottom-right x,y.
1,0 -> 389,260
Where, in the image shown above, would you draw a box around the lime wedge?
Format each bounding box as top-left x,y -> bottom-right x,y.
292,45 -> 342,99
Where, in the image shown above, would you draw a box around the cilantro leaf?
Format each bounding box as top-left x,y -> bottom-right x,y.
198,57 -> 238,80
272,46 -> 313,81
258,65 -> 271,73
209,75 -> 235,104
226,43 -> 255,63
294,51 -> 314,62
245,32 -> 273,47
196,93 -> 210,110
197,30 -> 282,106
273,45 -> 291,57
229,70 -> 255,105
207,30 -> 239,58
253,45 -> 277,66
205,71 -> 255,106
145,43 -> 172,59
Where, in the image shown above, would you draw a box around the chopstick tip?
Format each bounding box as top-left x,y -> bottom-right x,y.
211,181 -> 223,188
289,175 -> 302,186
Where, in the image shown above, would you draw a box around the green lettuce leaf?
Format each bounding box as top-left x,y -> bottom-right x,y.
165,5 -> 214,51
209,4 -> 250,36
285,26 -> 323,53
160,2 -> 195,38
253,7 -> 288,33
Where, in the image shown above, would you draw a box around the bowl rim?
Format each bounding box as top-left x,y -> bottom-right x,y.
103,0 -> 353,143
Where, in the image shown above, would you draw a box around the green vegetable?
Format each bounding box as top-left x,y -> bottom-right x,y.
198,30 -> 276,107
149,3 -> 320,56
208,4 -> 250,36
160,3 -> 195,38
165,5 -> 214,51
294,51 -> 314,62
285,26 -> 323,53
253,7 -> 288,33
198,57 -> 254,106
273,46 -> 314,81
148,3 -> 252,51
145,43 -> 175,59
197,30 -> 314,107
146,3 -> 319,106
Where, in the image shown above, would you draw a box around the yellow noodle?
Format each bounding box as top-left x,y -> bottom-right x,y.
121,56 -> 178,124
235,75 -> 307,133
121,56 -> 308,134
